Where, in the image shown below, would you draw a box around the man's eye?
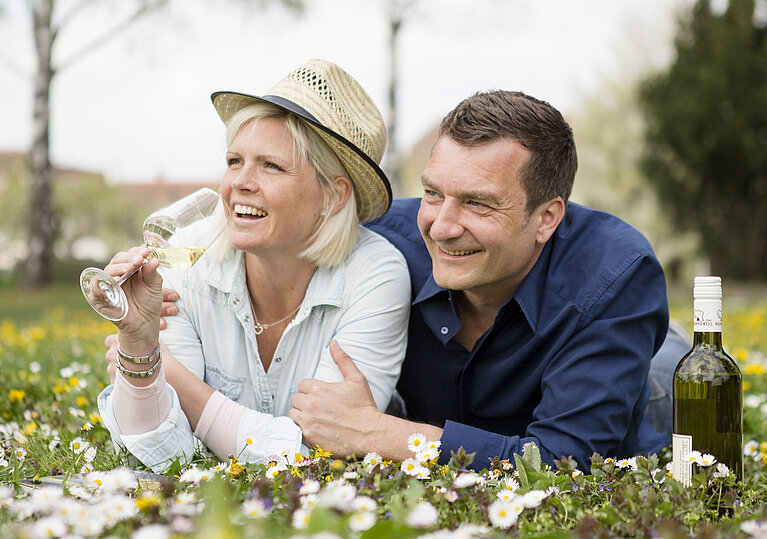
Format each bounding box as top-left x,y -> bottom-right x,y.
424,189 -> 439,197
467,200 -> 487,208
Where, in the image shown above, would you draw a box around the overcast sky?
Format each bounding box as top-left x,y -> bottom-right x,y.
0,0 -> 685,184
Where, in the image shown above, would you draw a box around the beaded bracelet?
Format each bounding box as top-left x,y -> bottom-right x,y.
117,343 -> 160,364
116,353 -> 162,379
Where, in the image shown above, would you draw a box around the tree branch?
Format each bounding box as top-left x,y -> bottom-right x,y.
55,0 -> 169,72
51,0 -> 95,42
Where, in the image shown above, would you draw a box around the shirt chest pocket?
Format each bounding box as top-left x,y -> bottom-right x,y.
204,364 -> 245,400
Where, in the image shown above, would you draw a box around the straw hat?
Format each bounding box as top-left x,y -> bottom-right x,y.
211,59 -> 391,222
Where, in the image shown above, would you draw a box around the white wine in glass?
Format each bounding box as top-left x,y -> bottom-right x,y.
80,188 -> 228,321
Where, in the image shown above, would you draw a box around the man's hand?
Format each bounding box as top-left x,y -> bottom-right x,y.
159,288 -> 179,330
289,341 -> 383,457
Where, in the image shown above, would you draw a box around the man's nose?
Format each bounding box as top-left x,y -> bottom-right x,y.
428,202 -> 464,242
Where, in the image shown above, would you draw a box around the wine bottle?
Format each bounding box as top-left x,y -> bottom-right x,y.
672,276 -> 742,486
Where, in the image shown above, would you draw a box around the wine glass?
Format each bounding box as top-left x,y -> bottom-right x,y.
79,187 -> 228,321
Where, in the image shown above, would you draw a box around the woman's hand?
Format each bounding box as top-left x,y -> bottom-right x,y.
104,245 -> 163,356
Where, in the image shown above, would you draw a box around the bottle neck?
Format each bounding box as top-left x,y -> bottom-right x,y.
692,330 -> 723,348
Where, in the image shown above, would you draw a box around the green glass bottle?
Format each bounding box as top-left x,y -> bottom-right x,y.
672,276 -> 742,485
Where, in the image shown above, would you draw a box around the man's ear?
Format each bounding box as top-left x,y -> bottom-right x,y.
535,197 -> 566,244
331,176 -> 353,215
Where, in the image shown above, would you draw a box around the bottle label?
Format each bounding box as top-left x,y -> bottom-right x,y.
672,433 -> 693,486
693,299 -> 722,333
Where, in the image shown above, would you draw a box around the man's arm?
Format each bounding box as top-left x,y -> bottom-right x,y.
289,341 -> 443,461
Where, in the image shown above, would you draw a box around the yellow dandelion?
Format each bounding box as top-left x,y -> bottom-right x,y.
743,364 -> 766,376
68,377 -> 80,387
331,459 -> 344,472
744,381 -> 752,391
227,462 -> 245,479
9,389 -> 26,403
76,396 -> 88,408
290,468 -> 302,477
135,493 -> 161,512
28,327 -> 46,341
313,446 -> 332,459
732,348 -> 749,362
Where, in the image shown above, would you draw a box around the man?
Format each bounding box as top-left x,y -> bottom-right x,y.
287,90 -> 671,470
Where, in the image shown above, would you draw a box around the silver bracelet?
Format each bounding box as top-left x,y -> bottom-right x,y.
116,353 -> 162,379
117,343 -> 160,364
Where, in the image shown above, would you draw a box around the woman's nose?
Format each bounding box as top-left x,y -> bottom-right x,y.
229,165 -> 260,192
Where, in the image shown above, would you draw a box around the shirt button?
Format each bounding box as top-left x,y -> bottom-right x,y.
275,357 -> 282,363
243,315 -> 251,323
440,327 -> 449,335
233,297 -> 241,306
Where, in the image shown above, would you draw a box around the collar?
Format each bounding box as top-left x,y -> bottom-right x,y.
206,250 -> 345,311
411,238 -> 556,334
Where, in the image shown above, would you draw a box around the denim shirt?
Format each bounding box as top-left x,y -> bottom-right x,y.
98,227 -> 411,471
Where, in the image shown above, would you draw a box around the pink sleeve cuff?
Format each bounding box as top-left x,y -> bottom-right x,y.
194,390 -> 245,459
112,367 -> 171,435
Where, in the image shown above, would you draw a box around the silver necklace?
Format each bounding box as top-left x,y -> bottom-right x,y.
253,304 -> 301,335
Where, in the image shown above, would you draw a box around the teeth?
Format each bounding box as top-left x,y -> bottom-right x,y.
442,248 -> 480,256
234,204 -> 267,217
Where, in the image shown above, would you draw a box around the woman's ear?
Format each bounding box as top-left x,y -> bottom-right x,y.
331,176 -> 353,215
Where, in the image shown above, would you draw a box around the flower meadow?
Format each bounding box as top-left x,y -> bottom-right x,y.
2,306 -> 767,538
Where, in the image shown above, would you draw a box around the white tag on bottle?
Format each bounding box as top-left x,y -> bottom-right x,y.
672,433 -> 693,487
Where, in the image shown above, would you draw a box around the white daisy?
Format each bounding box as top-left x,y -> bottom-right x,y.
69,437 -> 89,454
683,450 -> 702,463
487,500 -> 520,530
352,496 -> 378,512
695,453 -> 717,467
521,489 -> 549,508
299,479 -> 321,495
713,462 -> 730,478
406,501 -> 439,529
453,472 -> 480,489
292,508 -> 312,529
30,516 -> 67,538
363,452 -> 383,469
501,477 -> 520,492
241,499 -> 270,518
133,524 -> 171,539
401,457 -> 421,476
407,432 -> 427,453
416,448 -> 439,464
348,510 -> 377,531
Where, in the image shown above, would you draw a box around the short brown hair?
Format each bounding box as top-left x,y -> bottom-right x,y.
438,90 -> 577,214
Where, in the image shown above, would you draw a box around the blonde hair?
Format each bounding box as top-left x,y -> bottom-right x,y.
222,102 -> 359,267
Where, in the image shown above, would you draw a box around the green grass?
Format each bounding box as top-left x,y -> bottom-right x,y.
0,284 -> 92,325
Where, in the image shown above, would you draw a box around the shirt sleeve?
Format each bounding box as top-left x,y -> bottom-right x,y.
439,254 -> 669,471
98,382 -> 199,473
311,237 -> 411,411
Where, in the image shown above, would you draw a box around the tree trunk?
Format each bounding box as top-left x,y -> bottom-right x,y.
385,0 -> 402,195
23,0 -> 56,288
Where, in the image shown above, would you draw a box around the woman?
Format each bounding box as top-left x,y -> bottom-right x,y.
97,59 -> 411,472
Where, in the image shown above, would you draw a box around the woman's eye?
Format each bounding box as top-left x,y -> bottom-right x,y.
265,161 -> 285,172
226,157 -> 241,167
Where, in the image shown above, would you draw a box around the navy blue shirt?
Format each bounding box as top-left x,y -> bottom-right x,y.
366,198 -> 669,471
